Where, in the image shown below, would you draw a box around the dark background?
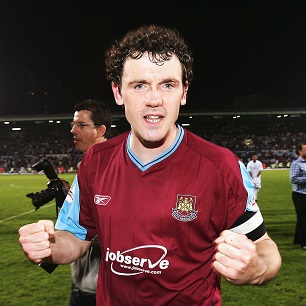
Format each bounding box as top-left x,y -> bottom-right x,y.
1,0 -> 306,116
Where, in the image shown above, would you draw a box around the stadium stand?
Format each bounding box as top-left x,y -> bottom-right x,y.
1,111 -> 306,174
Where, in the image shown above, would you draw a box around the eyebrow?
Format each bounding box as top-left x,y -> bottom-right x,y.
128,78 -> 180,85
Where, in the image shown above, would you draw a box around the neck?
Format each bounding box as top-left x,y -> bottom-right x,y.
129,126 -> 178,164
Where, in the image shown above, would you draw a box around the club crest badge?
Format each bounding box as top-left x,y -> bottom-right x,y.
172,195 -> 198,222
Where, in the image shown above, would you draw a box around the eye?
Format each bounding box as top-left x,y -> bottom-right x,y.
70,122 -> 95,129
70,122 -> 84,128
134,83 -> 145,90
163,83 -> 174,90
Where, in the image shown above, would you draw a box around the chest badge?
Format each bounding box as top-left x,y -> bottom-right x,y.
172,195 -> 198,222
94,195 -> 111,206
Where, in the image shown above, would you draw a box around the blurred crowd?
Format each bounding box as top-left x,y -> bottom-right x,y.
191,118 -> 301,169
0,116 -> 305,174
0,125 -> 79,174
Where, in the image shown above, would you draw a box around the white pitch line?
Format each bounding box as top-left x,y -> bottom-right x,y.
9,183 -> 31,188
0,203 -> 55,223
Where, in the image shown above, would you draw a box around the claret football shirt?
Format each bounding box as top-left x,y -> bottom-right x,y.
56,125 -> 265,305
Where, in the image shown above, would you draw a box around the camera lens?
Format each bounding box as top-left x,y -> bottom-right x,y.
26,188 -> 57,210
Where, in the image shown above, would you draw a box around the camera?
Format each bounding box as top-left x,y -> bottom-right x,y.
26,159 -> 68,211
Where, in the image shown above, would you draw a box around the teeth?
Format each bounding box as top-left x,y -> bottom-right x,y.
146,116 -> 160,123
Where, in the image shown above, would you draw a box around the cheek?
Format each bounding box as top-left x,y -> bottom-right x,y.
84,132 -> 98,142
124,109 -> 133,125
169,100 -> 182,114
123,104 -> 137,120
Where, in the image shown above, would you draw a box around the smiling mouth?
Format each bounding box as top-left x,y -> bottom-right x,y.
145,115 -> 162,123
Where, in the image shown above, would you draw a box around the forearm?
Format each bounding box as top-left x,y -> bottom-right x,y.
251,235 -> 282,285
44,230 -> 90,265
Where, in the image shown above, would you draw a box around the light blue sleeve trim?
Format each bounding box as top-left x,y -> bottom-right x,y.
238,160 -> 258,212
55,175 -> 87,240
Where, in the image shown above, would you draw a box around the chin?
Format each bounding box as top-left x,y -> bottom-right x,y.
142,135 -> 165,148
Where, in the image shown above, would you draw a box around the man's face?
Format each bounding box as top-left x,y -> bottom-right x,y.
299,145 -> 306,159
252,155 -> 258,162
70,110 -> 100,152
112,53 -> 188,150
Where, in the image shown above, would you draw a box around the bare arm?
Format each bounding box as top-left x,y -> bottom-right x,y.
213,230 -> 281,285
18,220 -> 91,265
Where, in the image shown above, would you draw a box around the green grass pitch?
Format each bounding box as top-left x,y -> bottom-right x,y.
0,170 -> 305,305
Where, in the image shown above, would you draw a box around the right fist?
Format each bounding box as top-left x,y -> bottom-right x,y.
18,220 -> 55,265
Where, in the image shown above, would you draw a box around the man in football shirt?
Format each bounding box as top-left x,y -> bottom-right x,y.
247,153 -> 264,201
19,25 -> 281,305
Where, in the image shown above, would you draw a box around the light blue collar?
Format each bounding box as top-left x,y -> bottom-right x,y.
127,124 -> 184,171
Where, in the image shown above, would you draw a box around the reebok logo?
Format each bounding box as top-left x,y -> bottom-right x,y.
94,195 -> 111,206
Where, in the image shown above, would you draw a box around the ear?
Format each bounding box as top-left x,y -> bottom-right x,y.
180,83 -> 189,106
111,82 -> 124,106
97,125 -> 107,137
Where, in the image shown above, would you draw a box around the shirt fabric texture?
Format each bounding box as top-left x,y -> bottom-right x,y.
290,157 -> 306,194
56,126 -> 265,306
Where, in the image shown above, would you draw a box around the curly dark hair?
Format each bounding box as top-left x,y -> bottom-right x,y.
105,24 -> 193,88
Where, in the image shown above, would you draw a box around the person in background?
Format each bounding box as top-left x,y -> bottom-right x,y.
290,143 -> 306,250
66,99 -> 112,305
18,24 -> 281,305
247,153 -> 263,201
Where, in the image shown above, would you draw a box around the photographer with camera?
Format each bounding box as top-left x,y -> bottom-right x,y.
29,99 -> 111,306
63,99 -> 112,306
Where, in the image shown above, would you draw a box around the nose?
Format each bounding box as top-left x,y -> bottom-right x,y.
146,88 -> 162,107
70,125 -> 77,133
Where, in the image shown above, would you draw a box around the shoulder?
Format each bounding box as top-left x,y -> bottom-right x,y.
184,130 -> 231,153
291,158 -> 300,165
81,131 -> 129,167
183,129 -> 240,169
85,131 -> 129,157
92,131 -> 129,153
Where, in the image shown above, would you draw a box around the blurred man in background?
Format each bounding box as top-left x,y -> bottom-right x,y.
247,153 -> 263,201
290,143 -> 306,250
64,99 -> 112,305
